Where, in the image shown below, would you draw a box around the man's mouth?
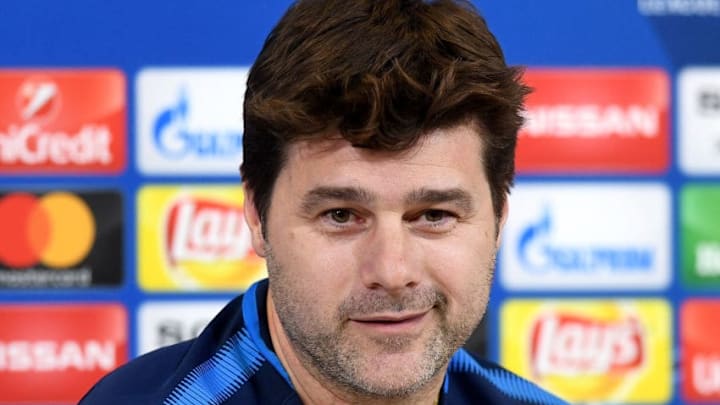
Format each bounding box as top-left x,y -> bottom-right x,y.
349,311 -> 430,334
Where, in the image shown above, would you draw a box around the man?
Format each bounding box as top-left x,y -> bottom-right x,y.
82,0 -> 567,403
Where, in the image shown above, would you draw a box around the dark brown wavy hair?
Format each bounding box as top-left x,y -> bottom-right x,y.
241,0 -> 530,224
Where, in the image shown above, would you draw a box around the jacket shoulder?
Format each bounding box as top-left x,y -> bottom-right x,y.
81,293 -> 250,403
80,339 -> 194,404
447,349 -> 568,405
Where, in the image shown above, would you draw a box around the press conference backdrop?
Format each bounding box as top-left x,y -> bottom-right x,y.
0,0 -> 719,403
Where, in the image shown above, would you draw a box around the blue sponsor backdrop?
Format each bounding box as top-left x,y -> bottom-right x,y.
1,1 -> 719,403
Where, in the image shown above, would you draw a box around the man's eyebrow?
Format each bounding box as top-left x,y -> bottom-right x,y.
405,188 -> 475,212
300,186 -> 375,212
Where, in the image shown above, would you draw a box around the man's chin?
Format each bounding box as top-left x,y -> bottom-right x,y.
330,341 -> 445,397
336,367 -> 437,400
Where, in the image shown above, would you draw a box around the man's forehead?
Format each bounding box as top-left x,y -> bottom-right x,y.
274,126 -> 490,209
287,124 -> 484,163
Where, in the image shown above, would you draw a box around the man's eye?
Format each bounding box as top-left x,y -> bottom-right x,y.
423,210 -> 449,222
327,209 -> 352,223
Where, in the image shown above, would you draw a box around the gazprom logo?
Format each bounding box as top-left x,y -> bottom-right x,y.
501,183 -> 670,291
136,67 -> 249,175
152,88 -> 243,159
517,207 -> 654,274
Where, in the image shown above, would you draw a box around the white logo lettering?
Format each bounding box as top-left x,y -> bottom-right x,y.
697,242 -> 720,276
522,104 -> 659,138
0,340 -> 116,372
693,354 -> 720,395
532,315 -> 644,376
0,124 -> 112,166
168,200 -> 251,262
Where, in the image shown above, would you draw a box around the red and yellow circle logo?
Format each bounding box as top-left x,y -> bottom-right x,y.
0,192 -> 96,268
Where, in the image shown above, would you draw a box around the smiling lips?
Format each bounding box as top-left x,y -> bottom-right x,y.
349,311 -> 430,334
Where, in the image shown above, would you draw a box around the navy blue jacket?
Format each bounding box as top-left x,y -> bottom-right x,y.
81,280 -> 567,404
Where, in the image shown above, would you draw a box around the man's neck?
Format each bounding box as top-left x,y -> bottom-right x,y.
265,292 -> 444,405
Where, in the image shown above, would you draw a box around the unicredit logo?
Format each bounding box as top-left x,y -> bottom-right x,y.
16,78 -> 61,123
0,192 -> 95,269
0,70 -> 126,173
1,77 -> 110,166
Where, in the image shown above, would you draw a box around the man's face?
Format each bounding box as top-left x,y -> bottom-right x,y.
249,123 -> 504,399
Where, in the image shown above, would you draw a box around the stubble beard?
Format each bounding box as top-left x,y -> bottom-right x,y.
265,247 -> 492,400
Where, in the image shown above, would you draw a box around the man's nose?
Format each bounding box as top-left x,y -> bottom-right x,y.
358,217 -> 420,294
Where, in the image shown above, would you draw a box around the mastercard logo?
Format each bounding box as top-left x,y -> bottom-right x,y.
0,192 -> 95,268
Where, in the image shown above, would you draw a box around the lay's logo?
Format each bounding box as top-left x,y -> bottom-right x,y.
138,185 -> 266,291
530,313 -> 644,377
165,197 -> 251,265
501,299 -> 671,403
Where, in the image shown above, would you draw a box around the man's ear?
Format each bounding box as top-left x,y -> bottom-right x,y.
496,198 -> 509,250
243,184 -> 268,258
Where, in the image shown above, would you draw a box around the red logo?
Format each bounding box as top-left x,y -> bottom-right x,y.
682,300 -> 720,401
0,70 -> 126,173
0,192 -> 95,269
0,304 -> 127,403
531,313 -> 645,377
517,69 -> 669,173
165,197 -> 253,264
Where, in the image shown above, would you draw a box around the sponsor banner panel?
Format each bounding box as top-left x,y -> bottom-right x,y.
679,67 -> 720,174
0,304 -> 127,404
0,69 -> 126,174
517,69 -> 669,173
501,299 -> 672,404
500,183 -> 671,290
137,185 -> 266,291
0,190 -> 123,287
136,67 -> 248,175
681,185 -> 720,287
639,0 -> 720,16
682,300 -> 720,401
137,300 -> 227,355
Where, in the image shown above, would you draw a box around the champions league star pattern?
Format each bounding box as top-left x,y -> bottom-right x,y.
0,1 -> 718,403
